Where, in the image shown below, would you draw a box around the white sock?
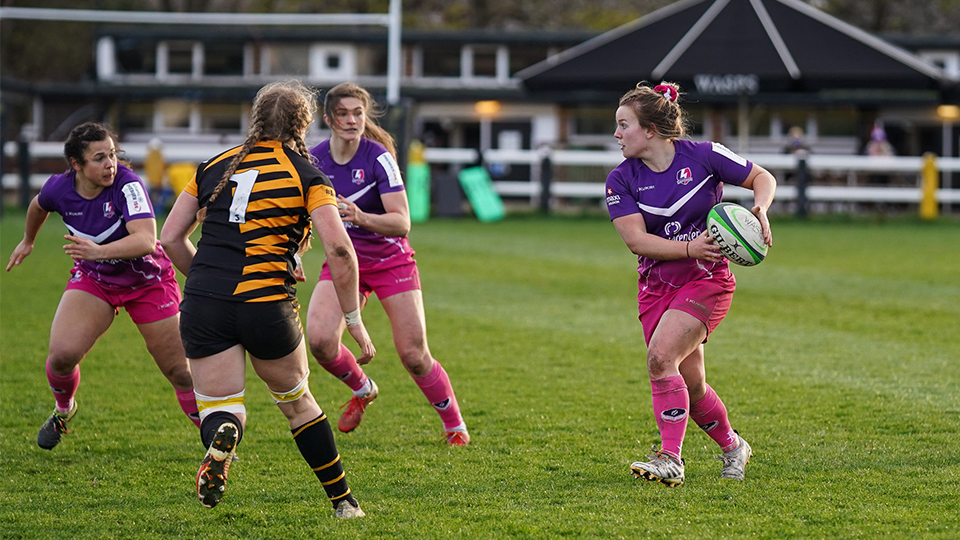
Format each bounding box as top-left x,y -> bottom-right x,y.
352,377 -> 373,398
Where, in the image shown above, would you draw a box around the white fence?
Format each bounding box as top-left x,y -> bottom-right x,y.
5,141 -> 960,206
425,147 -> 960,205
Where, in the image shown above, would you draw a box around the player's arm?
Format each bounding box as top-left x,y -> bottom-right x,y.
160,191 -> 201,276
310,203 -> 376,363
739,163 -> 776,246
612,213 -> 721,263
6,195 -> 49,271
337,190 -> 410,237
63,217 -> 159,262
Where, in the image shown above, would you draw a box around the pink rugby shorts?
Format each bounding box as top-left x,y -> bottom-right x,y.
638,273 -> 736,346
319,259 -> 421,300
65,267 -> 181,324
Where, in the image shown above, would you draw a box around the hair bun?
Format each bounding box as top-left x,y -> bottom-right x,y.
653,84 -> 678,103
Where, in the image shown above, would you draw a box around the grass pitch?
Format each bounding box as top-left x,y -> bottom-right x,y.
2,209 -> 959,539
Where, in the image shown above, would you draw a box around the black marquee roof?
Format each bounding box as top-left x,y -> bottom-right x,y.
518,0 -> 948,104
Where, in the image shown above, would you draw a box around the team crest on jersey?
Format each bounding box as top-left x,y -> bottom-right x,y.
352,169 -> 365,185
676,167 -> 693,185
103,202 -> 115,218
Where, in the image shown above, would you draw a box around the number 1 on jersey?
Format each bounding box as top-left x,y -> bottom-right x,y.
228,169 -> 259,223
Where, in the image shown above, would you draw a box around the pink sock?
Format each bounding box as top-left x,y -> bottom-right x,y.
690,384 -> 738,452
175,388 -> 202,428
317,343 -> 367,392
413,361 -> 464,431
650,375 -> 689,458
46,357 -> 80,414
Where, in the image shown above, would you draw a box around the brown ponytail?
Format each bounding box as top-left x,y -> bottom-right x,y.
197,80 -> 318,222
619,81 -> 688,140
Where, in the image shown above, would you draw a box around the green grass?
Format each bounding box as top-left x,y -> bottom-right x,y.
2,209 -> 959,539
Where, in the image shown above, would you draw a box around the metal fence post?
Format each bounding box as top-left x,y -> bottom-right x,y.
795,152 -> 808,219
539,150 -> 552,215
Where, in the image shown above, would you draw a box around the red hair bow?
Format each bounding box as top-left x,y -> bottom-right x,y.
654,84 -> 678,103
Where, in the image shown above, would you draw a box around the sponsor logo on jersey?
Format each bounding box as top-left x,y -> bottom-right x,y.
676,167 -> 693,185
121,182 -> 151,216
661,407 -> 688,424
377,152 -> 404,188
711,142 -> 748,166
103,202 -> 115,218
432,398 -> 451,411
606,188 -> 621,206
665,222 -> 701,242
638,185 -> 655,192
352,169 -> 365,185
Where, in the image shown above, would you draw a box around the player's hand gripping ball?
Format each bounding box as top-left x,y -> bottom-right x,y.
707,202 -> 768,266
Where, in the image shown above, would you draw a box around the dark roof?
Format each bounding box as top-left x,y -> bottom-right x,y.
518,0 -> 946,102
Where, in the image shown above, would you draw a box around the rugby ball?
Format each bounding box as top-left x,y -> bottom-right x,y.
706,202 -> 768,266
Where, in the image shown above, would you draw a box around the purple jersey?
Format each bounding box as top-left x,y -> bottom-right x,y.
308,138 -> 414,271
605,140 -> 753,295
37,163 -> 173,290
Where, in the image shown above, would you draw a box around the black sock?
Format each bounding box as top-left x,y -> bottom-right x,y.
200,411 -> 243,449
292,413 -> 356,508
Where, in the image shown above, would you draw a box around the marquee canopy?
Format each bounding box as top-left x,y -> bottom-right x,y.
518,0 -> 947,103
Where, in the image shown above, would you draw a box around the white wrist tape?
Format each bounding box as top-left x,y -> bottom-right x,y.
343,308 -> 362,326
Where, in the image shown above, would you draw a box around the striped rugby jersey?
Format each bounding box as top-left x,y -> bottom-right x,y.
184,140 -> 336,302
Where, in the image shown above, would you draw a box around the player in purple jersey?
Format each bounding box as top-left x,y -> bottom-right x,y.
606,82 -> 775,486
5,122 -> 200,451
306,82 -> 469,445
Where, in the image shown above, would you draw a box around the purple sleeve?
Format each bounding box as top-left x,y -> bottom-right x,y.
36,172 -> 67,213
605,162 -> 638,221
373,150 -> 405,195
705,142 -> 753,186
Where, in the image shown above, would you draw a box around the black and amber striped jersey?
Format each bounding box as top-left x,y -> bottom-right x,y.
183,140 -> 337,303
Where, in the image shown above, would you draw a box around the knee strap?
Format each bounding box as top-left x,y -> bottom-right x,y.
268,375 -> 309,404
194,389 -> 245,422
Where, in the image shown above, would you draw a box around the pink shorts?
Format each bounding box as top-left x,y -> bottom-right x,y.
319,260 -> 421,300
65,267 -> 182,324
637,273 -> 736,346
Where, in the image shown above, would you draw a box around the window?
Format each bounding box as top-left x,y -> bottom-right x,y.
204,42 -> 245,76
356,44 -> 388,76
166,41 -> 195,75
200,103 -> 243,133
157,99 -> 192,130
116,102 -> 154,132
310,44 -> 355,79
115,38 -> 157,75
263,44 -> 310,76
568,106 -> 612,136
472,46 -> 498,78
422,45 -> 460,77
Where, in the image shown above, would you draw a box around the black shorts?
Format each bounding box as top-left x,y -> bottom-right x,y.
179,295 -> 303,360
